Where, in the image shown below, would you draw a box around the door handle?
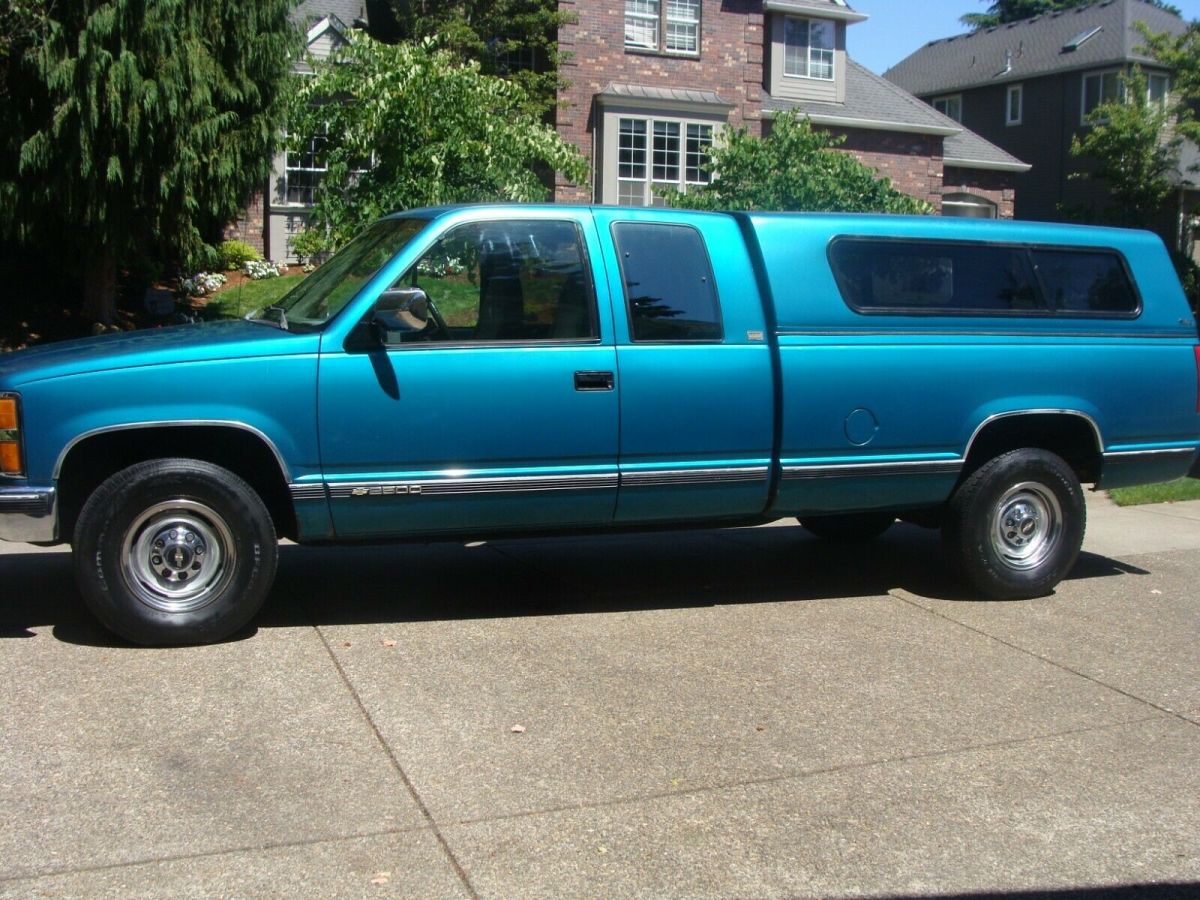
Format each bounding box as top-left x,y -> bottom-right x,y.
574,370 -> 614,391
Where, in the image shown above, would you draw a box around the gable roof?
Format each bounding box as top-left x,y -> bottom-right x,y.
884,0 -> 1186,97
306,14 -> 349,47
293,0 -> 367,29
767,59 -> 957,135
766,59 -> 1030,173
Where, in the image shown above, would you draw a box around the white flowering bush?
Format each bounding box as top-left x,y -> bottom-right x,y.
180,272 -> 227,297
244,259 -> 288,280
417,255 -> 464,278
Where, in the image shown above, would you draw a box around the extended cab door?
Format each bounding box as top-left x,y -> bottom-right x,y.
317,214 -> 619,538
591,210 -> 775,523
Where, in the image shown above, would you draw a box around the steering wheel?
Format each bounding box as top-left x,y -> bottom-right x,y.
423,293 -> 448,337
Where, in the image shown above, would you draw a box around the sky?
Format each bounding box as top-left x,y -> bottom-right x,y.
850,0 -> 1200,75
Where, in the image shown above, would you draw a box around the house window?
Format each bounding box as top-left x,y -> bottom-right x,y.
1006,84 -> 1023,126
624,0 -> 701,56
942,192 -> 998,219
932,95 -> 962,123
283,213 -> 310,260
285,129 -> 327,206
784,18 -> 834,80
1082,70 -> 1121,121
1148,72 -> 1170,108
617,116 -> 713,207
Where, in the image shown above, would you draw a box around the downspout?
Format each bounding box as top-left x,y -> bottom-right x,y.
1178,186 -> 1186,254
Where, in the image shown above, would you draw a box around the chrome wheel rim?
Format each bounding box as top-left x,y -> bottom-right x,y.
990,482 -> 1062,571
121,500 -> 236,613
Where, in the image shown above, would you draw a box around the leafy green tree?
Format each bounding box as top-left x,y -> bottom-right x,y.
287,34 -> 588,257
386,0 -> 571,117
962,0 -> 1179,29
0,1 -> 297,323
1140,21 -> 1200,146
1070,68 -> 1180,227
662,112 -> 931,215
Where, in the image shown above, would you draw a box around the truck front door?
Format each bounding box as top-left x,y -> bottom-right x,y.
317,215 -> 619,538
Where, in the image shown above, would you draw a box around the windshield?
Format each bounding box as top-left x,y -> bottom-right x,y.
250,217 -> 429,330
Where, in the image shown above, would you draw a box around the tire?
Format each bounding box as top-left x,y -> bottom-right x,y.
73,458 -> 278,646
800,512 -> 895,541
942,448 -> 1084,600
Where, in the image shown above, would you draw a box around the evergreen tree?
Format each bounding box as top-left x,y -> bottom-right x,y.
962,0 -> 1179,30
0,1 -> 298,323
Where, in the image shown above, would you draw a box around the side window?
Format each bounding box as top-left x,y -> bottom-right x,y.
385,220 -> 598,343
1031,249 -> 1139,315
830,239 -> 1044,314
612,222 -> 722,341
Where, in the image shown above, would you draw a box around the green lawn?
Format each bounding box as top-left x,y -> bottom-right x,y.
204,273 -> 306,319
1108,478 -> 1200,506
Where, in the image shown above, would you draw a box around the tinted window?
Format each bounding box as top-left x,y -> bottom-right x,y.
387,220 -> 598,343
613,222 -> 722,341
1031,249 -> 1138,314
830,239 -> 1044,314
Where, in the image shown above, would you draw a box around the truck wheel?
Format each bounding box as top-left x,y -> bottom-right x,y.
800,512 -> 894,541
942,448 -> 1084,599
73,459 -> 277,646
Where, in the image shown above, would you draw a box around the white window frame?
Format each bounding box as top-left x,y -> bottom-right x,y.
1006,84 -> 1023,126
1147,72 -> 1170,109
624,0 -> 701,57
284,127 -> 328,207
783,17 -> 835,81
932,94 -> 962,123
615,114 -> 714,207
942,192 -> 998,219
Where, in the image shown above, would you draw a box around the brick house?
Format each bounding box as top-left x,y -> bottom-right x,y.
230,0 -> 1029,261
555,0 -> 1028,217
883,0 -> 1199,251
224,0 -> 381,262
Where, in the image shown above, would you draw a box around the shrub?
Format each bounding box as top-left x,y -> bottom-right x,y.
244,259 -> 287,280
179,272 -> 227,297
218,240 -> 262,271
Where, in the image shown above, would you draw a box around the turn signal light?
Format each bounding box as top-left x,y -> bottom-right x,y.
0,396 -> 22,476
0,442 -> 20,475
0,397 -> 16,431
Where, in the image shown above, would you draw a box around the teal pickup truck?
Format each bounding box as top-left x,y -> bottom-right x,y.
2,205 -> 1198,644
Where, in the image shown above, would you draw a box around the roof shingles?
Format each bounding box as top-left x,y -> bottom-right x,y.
884,0 -> 1185,97
766,59 -> 1029,171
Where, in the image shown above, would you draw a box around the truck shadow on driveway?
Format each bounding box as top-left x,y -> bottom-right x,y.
0,522 -> 1148,645
258,521 -> 1149,630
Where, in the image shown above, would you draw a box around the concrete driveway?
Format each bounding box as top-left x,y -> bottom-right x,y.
2,493 -> 1199,898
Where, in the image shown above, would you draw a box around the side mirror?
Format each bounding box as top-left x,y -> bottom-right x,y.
372,287 -> 430,343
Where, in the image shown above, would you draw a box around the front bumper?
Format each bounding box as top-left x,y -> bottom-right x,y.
0,485 -> 57,543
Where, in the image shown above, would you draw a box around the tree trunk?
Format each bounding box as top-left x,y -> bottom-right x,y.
82,246 -> 118,326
